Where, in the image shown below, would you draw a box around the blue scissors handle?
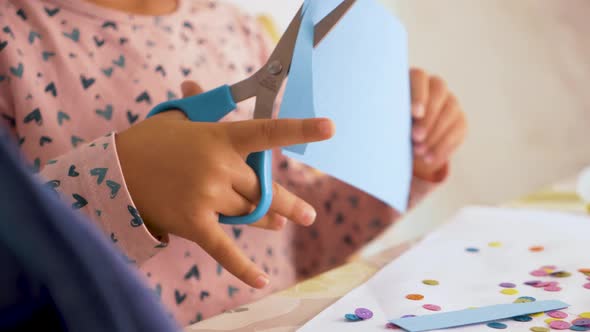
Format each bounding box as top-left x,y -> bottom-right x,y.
147,85 -> 273,225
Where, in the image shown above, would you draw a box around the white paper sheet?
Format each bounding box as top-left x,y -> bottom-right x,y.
299,206 -> 590,331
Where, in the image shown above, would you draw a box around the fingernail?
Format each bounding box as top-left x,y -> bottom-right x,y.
316,119 -> 334,137
413,104 -> 425,118
424,154 -> 434,164
413,127 -> 426,141
303,208 -> 317,226
254,275 -> 270,288
414,144 -> 427,156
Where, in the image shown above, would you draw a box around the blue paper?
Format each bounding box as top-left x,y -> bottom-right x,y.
281,0 -> 413,212
390,300 -> 569,332
279,1 -> 315,154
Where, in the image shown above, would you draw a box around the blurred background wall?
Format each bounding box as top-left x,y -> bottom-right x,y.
227,0 -> 590,254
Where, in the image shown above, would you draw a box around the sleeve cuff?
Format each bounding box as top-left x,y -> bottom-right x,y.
39,133 -> 166,265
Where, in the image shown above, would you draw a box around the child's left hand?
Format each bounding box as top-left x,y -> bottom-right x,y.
409,68 -> 467,182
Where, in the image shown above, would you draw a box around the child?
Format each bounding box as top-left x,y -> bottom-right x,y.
0,0 -> 466,326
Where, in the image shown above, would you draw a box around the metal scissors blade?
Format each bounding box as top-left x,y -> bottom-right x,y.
231,0 -> 357,117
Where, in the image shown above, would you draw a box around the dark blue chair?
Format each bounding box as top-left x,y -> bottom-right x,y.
0,128 -> 178,332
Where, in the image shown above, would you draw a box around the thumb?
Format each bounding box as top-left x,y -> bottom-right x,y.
181,80 -> 204,97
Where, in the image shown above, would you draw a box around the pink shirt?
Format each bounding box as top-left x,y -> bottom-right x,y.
0,0 -> 442,326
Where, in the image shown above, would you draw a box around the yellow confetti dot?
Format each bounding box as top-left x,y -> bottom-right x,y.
543,268 -> 554,273
530,327 -> 550,332
580,312 -> 590,318
500,289 -> 518,295
530,312 -> 544,317
544,318 -> 560,324
422,279 -> 439,286
488,241 -> 502,247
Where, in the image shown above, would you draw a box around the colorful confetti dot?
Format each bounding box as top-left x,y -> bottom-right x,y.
406,294 -> 424,301
544,318 -> 558,324
488,241 -> 502,248
544,285 -> 562,292
401,315 -> 416,318
529,327 -> 549,332
385,322 -> 400,329
573,318 -> 590,325
499,282 -> 516,288
466,247 -> 479,253
529,245 -> 544,252
524,280 -> 542,286
500,288 -> 519,295
487,322 -> 507,329
344,313 -> 361,322
422,279 -> 439,286
583,283 -> 590,289
512,315 -> 533,322
550,271 -> 572,278
569,326 -> 590,331
549,320 -> 571,330
547,311 -> 568,319
579,313 -> 590,319
529,312 -> 544,318
514,297 -> 536,303
531,270 -> 548,277
423,304 -> 441,311
354,308 -> 373,320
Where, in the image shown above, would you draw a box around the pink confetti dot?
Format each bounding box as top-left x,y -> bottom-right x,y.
534,281 -> 551,288
584,282 -> 590,289
547,311 -> 568,319
549,320 -> 571,330
530,270 -> 548,277
385,322 -> 401,329
544,285 -> 562,292
423,304 -> 442,311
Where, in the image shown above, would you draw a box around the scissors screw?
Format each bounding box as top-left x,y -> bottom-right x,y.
268,61 -> 283,75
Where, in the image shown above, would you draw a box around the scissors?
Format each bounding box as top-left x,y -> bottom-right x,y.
147,0 -> 356,225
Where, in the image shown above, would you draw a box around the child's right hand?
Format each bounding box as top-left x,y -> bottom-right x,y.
116,81 -> 335,288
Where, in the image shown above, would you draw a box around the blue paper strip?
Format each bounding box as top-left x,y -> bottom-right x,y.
390,300 -> 569,332
280,0 -> 315,154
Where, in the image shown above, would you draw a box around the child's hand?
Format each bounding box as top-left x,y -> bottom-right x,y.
116,81 -> 335,289
410,68 -> 467,181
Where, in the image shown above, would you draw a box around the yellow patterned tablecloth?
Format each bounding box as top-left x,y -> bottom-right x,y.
186,176 -> 585,332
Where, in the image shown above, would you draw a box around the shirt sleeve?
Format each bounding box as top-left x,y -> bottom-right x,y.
39,133 -> 168,265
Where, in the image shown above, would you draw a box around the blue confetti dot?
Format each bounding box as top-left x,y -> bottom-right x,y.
487,322 -> 507,329
512,315 -> 532,322
466,247 -> 480,253
345,314 -> 361,322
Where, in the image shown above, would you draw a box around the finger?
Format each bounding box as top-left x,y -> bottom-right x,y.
249,212 -> 288,231
217,191 -> 253,217
426,118 -> 466,168
413,76 -> 447,142
421,95 -> 460,150
231,163 -> 316,226
181,80 -> 204,97
410,68 -> 429,119
195,218 -> 269,289
227,118 -> 335,153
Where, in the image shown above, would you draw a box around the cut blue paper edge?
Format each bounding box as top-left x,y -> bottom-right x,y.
281,0 -> 316,155
390,300 -> 569,332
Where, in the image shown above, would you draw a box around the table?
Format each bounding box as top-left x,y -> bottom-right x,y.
186,175 -> 586,332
